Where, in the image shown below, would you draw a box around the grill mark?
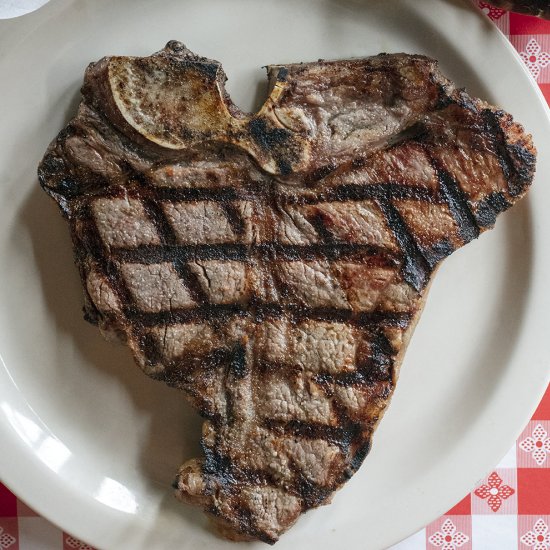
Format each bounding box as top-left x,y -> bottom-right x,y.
285,183 -> 441,205
228,342 -> 248,379
80,205 -> 136,307
99,182 -> 440,205
483,109 -> 536,197
315,331 -> 395,388
223,343 -> 248,426
138,332 -> 164,368
376,199 -> 431,291
153,186 -> 244,201
81,204 -> 156,362
123,303 -> 412,328
161,348 -> 235,392
200,447 -> 286,491
113,243 -> 249,263
141,194 -> 216,307
303,163 -> 338,187
306,209 -> 355,308
203,447 -> 237,487
198,449 -> 318,530
386,121 -> 430,148
111,242 -> 401,265
140,197 -> 178,245
173,259 -> 210,303
308,211 -> 336,244
264,419 -> 361,453
436,169 -> 480,244
328,399 -> 374,481
220,202 -> 247,237
128,304 -> 247,326
294,473 -> 333,509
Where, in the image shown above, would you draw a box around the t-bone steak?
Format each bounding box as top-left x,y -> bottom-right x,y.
38,42 -> 536,543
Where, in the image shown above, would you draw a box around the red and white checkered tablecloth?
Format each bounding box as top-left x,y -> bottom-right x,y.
0,2 -> 549,549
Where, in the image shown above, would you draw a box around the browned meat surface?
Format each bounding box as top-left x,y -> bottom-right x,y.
485,0 -> 550,17
38,42 -> 536,544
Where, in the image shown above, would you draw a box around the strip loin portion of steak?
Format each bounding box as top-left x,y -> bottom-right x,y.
38,42 -> 536,544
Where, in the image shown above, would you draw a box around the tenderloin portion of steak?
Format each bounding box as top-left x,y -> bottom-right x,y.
38,42 -> 536,544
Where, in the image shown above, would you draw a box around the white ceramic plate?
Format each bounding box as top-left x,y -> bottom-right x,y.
0,1 -> 549,548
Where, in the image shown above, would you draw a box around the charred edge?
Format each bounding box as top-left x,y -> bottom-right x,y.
483,109 -> 536,197
277,67 -> 289,82
264,419 -> 361,453
220,202 -> 247,236
475,192 -> 511,228
235,507 -> 276,546
295,474 -> 333,509
192,62 -> 220,80
138,332 -> 164,368
420,238 -> 456,269
38,152 -> 67,188
437,169 -> 480,244
47,176 -> 81,198
110,242 -> 400,264
455,90 -> 478,113
371,329 -> 395,368
343,439 -> 372,480
207,507 -> 275,546
376,199 -> 431,292
162,54 -> 220,80
357,310 -> 411,328
172,259 -> 210,303
434,83 -> 455,110
287,183 -> 442,205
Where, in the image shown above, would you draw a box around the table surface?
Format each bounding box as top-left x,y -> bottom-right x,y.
0,1 -> 549,549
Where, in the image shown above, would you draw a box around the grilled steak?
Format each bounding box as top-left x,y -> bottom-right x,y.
484,0 -> 550,18
38,42 -> 536,544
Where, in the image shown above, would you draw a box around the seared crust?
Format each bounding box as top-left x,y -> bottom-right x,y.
38,42 -> 536,544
